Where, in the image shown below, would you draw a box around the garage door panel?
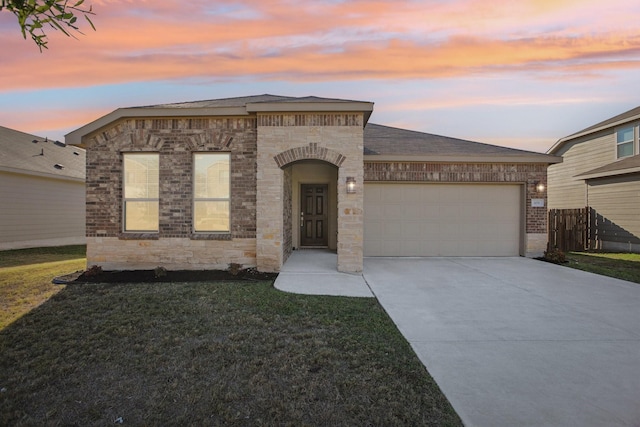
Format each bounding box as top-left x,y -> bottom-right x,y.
365,239 -> 383,256
418,205 -> 440,219
402,186 -> 424,200
384,222 -> 403,239
403,208 -> 425,220
380,188 -> 404,203
364,220 -> 384,240
384,205 -> 406,220
419,225 -> 440,240
458,209 -> 477,221
366,206 -> 384,220
364,183 -> 522,257
439,205 -> 462,219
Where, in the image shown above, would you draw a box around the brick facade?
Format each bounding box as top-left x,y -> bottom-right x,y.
84,117 -> 258,269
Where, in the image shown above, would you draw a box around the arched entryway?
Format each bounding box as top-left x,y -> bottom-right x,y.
257,129 -> 364,274
285,161 -> 339,253
276,144 -> 344,266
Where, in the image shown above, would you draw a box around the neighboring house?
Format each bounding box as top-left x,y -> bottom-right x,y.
547,106 -> 640,252
0,126 -> 86,250
66,95 -> 559,273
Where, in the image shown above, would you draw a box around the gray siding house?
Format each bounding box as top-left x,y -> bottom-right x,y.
0,126 -> 86,250
547,106 -> 640,252
67,95 -> 559,273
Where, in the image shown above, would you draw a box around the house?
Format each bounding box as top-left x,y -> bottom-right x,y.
66,95 -> 559,273
0,126 -> 86,250
547,106 -> 640,252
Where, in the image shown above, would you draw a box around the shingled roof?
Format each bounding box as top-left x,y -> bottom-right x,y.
142,94 -> 365,109
576,154 -> 640,180
364,123 -> 558,162
0,126 -> 85,181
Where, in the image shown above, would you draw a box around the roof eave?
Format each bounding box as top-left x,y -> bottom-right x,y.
0,165 -> 85,182
576,166 -> 640,180
364,154 -> 562,164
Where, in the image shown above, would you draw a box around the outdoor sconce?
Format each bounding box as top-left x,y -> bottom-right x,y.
346,177 -> 356,194
535,181 -> 545,193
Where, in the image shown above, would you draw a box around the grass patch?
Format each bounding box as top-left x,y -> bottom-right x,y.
0,245 -> 86,268
0,245 -> 86,328
566,252 -> 640,284
0,281 -> 461,426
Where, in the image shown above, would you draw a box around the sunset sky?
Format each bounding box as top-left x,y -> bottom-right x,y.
1,0 -> 639,153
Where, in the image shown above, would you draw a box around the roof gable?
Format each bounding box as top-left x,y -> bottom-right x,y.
548,105 -> 640,154
0,126 -> 85,181
66,94 -> 374,146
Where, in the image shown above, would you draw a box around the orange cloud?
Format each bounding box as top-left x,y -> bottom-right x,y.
1,105 -> 110,136
1,0 -> 639,92
3,29 -> 639,92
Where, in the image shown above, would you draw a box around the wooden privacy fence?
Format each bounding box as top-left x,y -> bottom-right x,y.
548,208 -> 589,252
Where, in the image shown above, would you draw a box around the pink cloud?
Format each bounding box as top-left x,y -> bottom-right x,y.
1,106 -> 110,136
4,28 -> 639,92
1,0 -> 639,91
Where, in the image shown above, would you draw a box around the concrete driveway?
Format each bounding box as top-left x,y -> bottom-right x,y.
363,257 -> 640,427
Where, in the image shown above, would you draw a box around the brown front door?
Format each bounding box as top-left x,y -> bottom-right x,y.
300,184 -> 328,247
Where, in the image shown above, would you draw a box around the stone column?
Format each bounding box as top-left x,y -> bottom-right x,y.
337,167 -> 364,273
256,131 -> 284,272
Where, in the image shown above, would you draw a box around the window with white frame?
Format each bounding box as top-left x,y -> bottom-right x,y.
616,125 -> 634,158
193,153 -> 230,232
123,153 -> 159,232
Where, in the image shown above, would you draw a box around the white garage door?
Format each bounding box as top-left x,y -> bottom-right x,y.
364,183 -> 522,256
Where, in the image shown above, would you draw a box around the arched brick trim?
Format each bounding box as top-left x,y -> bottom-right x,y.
149,134 -> 165,150
273,143 -> 346,168
179,133 -> 235,151
113,133 -> 165,151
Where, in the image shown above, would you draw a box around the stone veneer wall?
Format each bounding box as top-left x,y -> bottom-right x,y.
87,237 -> 256,270
257,113 -> 364,273
83,117 -> 258,270
364,162 -> 549,256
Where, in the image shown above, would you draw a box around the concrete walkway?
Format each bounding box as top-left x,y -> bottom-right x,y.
363,257 -> 640,427
273,249 -> 373,297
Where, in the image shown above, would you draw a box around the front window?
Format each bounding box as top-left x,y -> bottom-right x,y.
193,153 -> 230,232
123,153 -> 159,232
616,126 -> 634,158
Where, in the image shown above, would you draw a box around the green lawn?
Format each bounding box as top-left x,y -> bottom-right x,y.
0,245 -> 86,329
565,252 -> 640,284
0,247 -> 461,426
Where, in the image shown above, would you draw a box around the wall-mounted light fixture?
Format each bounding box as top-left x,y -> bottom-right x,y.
535,181 -> 545,193
346,177 -> 356,194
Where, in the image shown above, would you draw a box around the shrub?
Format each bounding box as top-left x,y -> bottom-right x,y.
154,266 -> 167,279
227,263 -> 241,276
84,265 -> 103,277
544,248 -> 566,264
